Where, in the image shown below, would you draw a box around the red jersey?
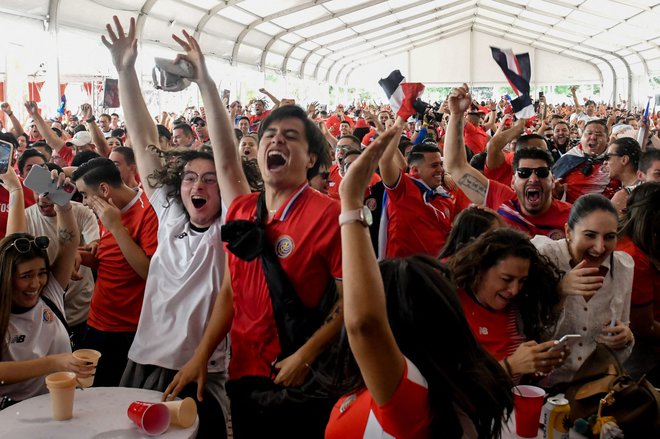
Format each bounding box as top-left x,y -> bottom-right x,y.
486,179 -> 571,240
484,152 -> 514,186
326,358 -> 432,439
563,161 -> 612,204
617,237 -> 660,321
325,114 -> 354,137
459,288 -> 525,361
249,110 -> 271,133
327,164 -> 379,199
54,145 -> 74,167
0,185 -> 36,239
464,122 -> 488,155
225,183 -> 342,380
87,190 -> 158,332
384,173 -> 453,258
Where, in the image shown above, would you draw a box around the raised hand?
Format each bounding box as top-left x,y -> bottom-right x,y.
80,103 -> 93,120
559,259 -> 604,297
1,102 -> 12,114
448,83 -> 472,115
24,101 -> 39,117
102,16 -> 138,73
172,30 -> 209,84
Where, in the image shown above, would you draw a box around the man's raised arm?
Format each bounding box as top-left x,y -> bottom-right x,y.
486,115 -> 525,171
443,84 -> 489,205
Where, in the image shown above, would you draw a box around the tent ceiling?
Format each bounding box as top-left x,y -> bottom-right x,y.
3,0 -> 660,84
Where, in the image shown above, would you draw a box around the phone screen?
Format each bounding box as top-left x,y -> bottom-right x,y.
0,140 -> 13,174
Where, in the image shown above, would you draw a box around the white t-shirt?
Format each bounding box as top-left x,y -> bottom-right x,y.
25,202 -> 99,326
1,278 -> 71,401
128,186 -> 228,372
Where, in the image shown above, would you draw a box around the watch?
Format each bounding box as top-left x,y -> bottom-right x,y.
338,206 -> 372,227
86,116 -> 96,123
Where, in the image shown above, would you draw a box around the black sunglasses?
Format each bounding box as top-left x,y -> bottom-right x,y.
7,236 -> 50,253
193,121 -> 206,128
516,167 -> 550,179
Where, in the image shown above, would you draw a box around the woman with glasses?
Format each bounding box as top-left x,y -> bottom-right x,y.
103,17 -> 249,438
532,194 -> 634,388
0,166 -> 89,407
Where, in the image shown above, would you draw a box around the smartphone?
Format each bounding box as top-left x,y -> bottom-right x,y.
549,334 -> 581,351
24,165 -> 76,206
0,139 -> 13,174
222,89 -> 231,103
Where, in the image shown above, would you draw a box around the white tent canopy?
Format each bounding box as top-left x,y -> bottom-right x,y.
1,0 -> 659,110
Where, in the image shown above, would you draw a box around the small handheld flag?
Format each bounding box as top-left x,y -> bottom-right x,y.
378,70 -> 427,120
490,47 -> 534,119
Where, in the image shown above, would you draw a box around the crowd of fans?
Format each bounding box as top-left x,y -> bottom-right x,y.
0,14 -> 659,439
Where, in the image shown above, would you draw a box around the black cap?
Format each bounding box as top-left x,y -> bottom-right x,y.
157,124 -> 171,140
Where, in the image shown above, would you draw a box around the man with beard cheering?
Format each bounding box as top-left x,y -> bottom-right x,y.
444,84 -> 571,240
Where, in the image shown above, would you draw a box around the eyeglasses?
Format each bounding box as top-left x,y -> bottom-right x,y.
319,172 -> 330,180
516,167 -> 550,179
6,236 -> 50,253
181,171 -> 218,185
193,121 -> 206,128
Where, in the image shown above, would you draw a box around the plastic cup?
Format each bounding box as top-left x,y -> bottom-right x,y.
127,401 -> 170,436
513,385 -> 545,438
72,349 -> 101,388
45,372 -> 77,421
162,397 -> 197,428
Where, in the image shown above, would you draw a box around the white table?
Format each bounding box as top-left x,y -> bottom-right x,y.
0,387 -> 198,438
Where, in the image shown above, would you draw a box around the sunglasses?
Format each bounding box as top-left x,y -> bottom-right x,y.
193,121 -> 206,128
516,167 -> 550,179
6,236 -> 50,253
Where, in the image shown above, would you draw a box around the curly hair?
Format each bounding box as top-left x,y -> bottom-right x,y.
450,228 -> 562,340
147,146 -> 215,209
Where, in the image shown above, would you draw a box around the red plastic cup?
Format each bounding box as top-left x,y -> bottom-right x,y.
512,385 -> 545,438
127,401 -> 170,436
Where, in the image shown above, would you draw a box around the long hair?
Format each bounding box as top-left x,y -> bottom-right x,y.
619,182 -> 660,260
439,207 -> 502,259
380,256 -> 513,438
450,229 -> 562,341
147,147 -> 216,209
0,233 -> 50,357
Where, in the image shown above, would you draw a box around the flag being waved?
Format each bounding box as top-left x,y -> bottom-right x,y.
490,47 -> 535,119
378,70 -> 427,120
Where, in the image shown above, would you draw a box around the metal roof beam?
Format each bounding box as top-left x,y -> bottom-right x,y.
193,0 -> 244,40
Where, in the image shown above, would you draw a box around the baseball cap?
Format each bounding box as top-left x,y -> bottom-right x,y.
66,130 -> 92,147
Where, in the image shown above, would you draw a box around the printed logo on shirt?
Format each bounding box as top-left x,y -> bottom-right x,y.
42,308 -> 54,323
365,197 -> 377,211
479,326 -> 489,335
547,229 -> 564,240
275,235 -> 294,258
328,181 -> 336,187
10,334 -> 26,344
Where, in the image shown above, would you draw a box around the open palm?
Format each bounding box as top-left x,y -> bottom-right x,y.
102,16 -> 138,72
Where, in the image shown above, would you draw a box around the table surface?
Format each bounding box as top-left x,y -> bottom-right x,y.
0,387 -> 199,438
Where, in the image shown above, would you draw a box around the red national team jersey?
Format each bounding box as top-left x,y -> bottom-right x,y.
562,161 -> 611,204
326,357 -> 432,439
55,145 -> 75,166
87,190 -> 158,332
384,173 -> 454,258
459,288 -> 525,361
225,183 -> 342,380
0,184 -> 36,239
464,123 -> 488,155
486,179 -> 571,240
248,110 -> 271,133
484,152 -> 514,185
327,164 -> 380,200
617,236 -> 660,321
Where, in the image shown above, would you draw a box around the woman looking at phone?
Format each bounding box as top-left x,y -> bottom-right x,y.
0,165 -> 91,407
450,229 -> 567,380
532,194 -> 634,387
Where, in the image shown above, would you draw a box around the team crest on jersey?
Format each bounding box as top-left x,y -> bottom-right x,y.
365,198 -> 377,211
42,308 -> 54,323
547,229 -> 564,240
275,236 -> 294,258
479,326 -> 489,335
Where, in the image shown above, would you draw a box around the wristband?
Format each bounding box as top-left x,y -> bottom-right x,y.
86,116 -> 96,123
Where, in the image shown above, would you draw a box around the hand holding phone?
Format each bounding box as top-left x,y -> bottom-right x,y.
24,165 -> 76,206
549,334 -> 581,352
